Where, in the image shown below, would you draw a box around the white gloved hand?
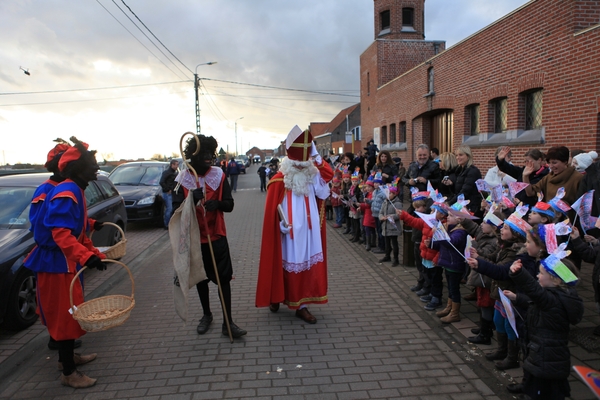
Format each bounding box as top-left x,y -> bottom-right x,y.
280,220 -> 292,235
310,142 -> 319,157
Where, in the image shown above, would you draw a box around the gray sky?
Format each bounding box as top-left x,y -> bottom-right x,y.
0,0 -> 529,164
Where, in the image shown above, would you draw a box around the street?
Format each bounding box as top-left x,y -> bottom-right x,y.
1,164 -> 599,399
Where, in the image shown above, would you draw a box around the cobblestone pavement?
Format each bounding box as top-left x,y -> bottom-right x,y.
1,165 -> 598,399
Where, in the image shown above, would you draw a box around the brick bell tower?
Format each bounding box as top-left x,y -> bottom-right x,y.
374,0 -> 425,40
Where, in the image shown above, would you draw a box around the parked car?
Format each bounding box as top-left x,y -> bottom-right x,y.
234,159 -> 246,174
0,173 -> 127,331
108,161 -> 170,226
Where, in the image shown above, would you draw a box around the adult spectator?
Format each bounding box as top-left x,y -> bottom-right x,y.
327,149 -> 339,168
575,151 -> 600,217
257,162 -> 267,192
402,143 -> 442,193
445,145 -> 482,214
226,157 -> 240,192
522,146 -> 582,205
354,149 -> 366,176
430,148 -> 440,163
365,139 -> 379,172
159,159 -> 179,229
371,150 -> 398,184
496,146 -> 548,208
438,152 -> 458,199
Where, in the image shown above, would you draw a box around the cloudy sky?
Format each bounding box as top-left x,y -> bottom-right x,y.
0,0 -> 529,165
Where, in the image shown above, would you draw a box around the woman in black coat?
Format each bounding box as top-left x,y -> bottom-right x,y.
496,147 -> 549,208
445,145 -> 481,214
370,150 -> 398,184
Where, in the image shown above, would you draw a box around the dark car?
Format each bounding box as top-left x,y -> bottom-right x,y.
108,161 -> 170,226
0,173 -> 127,331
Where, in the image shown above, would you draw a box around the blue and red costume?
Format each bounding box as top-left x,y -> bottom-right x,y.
25,180 -> 105,340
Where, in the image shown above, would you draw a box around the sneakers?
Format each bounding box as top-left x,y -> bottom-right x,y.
415,287 -> 430,297
410,284 -> 423,292
196,314 -> 213,335
419,294 -> 432,303
222,322 -> 247,338
58,353 -> 97,371
60,370 -> 97,388
424,298 -> 443,311
391,260 -> 400,267
378,257 -> 391,263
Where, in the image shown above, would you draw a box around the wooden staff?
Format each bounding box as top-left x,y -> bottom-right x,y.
179,132 -> 233,343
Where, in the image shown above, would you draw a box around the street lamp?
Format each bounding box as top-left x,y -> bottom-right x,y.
235,117 -> 244,156
194,61 -> 217,134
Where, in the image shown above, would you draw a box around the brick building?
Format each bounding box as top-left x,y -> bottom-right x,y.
360,0 -> 600,171
312,104 -> 362,158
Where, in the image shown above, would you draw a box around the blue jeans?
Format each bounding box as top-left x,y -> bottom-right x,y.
445,269 -> 462,303
162,192 -> 173,228
229,174 -> 239,192
334,206 -> 344,225
494,307 -> 517,340
375,218 -> 385,250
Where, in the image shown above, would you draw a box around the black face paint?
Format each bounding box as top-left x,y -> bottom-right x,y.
193,152 -> 215,175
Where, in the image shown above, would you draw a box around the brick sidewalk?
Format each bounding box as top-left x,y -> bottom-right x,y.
1,166 -> 598,399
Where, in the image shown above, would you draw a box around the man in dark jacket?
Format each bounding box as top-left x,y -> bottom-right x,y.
226,158 -> 240,192
159,159 -> 179,229
402,144 -> 442,211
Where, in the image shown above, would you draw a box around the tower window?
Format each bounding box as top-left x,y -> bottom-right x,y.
380,10 -> 391,31
427,67 -> 434,94
402,8 -> 414,27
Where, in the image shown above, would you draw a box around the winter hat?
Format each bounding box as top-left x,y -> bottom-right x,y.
573,151 -> 598,172
45,139 -> 71,168
531,193 -> 555,219
410,187 -> 428,201
365,172 -> 375,187
58,139 -> 90,172
341,166 -> 351,179
389,176 -> 400,194
373,171 -> 384,184
351,167 -> 361,181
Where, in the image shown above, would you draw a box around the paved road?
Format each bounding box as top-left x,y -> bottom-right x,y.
1,164 -> 598,399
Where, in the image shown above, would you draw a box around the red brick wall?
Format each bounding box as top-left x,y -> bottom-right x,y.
361,0 -> 600,174
575,0 -> 600,31
374,0 -> 425,40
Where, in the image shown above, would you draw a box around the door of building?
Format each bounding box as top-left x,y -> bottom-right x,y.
431,111 -> 453,154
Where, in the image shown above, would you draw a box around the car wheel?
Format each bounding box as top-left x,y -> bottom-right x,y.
156,199 -> 166,228
2,270 -> 38,330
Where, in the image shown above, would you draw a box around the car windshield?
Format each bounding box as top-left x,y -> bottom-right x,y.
0,186 -> 35,230
109,165 -> 164,186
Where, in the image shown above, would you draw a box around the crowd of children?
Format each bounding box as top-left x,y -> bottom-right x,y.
326,146 -> 599,400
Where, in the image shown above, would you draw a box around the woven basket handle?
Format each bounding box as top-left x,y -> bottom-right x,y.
69,259 -> 135,313
89,221 -> 126,241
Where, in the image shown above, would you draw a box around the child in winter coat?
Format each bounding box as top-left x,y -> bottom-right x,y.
399,204 -> 445,311
359,180 -> 376,251
378,184 -> 402,267
370,173 -> 387,253
427,213 -> 468,324
461,214 -> 500,344
409,199 -> 431,296
340,173 -> 352,234
505,256 -> 583,399
569,227 -> 600,333
348,172 -> 363,243
330,177 -> 344,228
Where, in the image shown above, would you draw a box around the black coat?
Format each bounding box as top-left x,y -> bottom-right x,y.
447,164 -> 482,213
159,167 -> 178,193
511,267 -> 584,379
371,163 -> 398,184
401,159 -> 442,191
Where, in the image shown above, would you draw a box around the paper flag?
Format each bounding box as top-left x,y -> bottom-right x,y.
431,221 -> 451,242
508,181 -> 529,198
490,185 -> 504,203
498,289 -> 519,338
476,179 -> 490,192
573,365 -> 600,399
572,190 -> 597,232
464,235 -> 473,260
415,210 -> 438,229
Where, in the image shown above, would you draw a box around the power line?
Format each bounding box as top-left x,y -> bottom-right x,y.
94,0 -> 186,80
120,0 -> 193,75
0,91 -> 190,107
200,78 -> 360,98
108,0 -> 190,79
0,81 -> 189,96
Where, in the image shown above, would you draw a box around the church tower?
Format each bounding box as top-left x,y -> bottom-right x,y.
374,0 -> 425,40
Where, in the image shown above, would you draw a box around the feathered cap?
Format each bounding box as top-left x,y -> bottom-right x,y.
341,166 -> 350,179
389,176 -> 401,194
45,138 -> 71,168
504,203 -> 531,237
58,136 -> 90,172
483,203 -> 504,227
365,172 -> 375,187
351,167 -> 361,181
373,171 -> 383,184
410,187 -> 428,201
531,192 -> 555,219
548,187 -> 571,215
540,242 -> 578,285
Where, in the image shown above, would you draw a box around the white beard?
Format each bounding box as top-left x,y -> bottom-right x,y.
280,157 -> 318,197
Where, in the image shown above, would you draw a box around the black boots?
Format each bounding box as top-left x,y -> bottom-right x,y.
485,332 -> 508,361
468,318 -> 493,345
495,340 -> 520,370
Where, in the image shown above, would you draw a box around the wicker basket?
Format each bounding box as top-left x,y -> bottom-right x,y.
69,260 -> 135,332
90,222 -> 127,259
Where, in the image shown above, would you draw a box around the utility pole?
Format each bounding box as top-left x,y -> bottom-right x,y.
235,117 -> 244,156
194,62 -> 217,135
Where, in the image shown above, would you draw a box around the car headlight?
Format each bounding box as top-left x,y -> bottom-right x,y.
137,196 -> 156,205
